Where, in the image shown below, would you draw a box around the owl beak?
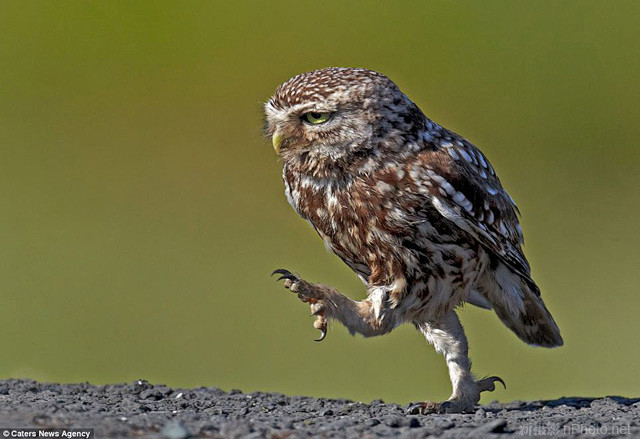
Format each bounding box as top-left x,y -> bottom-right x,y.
272,130 -> 285,154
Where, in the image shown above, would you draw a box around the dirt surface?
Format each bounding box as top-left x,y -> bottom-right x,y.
0,379 -> 638,438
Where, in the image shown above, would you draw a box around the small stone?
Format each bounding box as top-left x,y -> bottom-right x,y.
140,389 -> 164,400
365,418 -> 380,427
480,419 -> 507,433
408,417 -> 421,428
161,421 -> 190,439
383,416 -> 402,428
198,425 -> 218,436
441,422 -> 456,430
32,414 -> 51,426
133,380 -> 151,392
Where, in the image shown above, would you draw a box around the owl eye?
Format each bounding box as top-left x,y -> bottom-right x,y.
302,112 -> 332,125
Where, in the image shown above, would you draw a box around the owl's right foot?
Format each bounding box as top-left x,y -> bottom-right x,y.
272,269 -> 328,341
406,376 -> 506,414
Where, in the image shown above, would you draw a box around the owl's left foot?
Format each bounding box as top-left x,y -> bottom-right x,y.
272,269 -> 328,342
406,376 -> 505,414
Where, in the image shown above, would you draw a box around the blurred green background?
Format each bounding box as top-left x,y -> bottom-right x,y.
1,1 -> 639,405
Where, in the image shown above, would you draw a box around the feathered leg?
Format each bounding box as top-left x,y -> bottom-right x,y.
272,269 -> 400,340
409,310 -> 505,414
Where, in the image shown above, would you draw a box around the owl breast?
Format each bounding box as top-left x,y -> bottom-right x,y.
283,159 -> 487,320
283,164 -> 399,284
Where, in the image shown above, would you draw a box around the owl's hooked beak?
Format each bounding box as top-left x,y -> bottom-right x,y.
272,130 -> 285,154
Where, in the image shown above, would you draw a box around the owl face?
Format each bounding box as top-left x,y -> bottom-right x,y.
264,68 -> 414,163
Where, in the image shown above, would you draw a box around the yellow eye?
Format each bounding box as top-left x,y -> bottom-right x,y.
303,112 -> 331,125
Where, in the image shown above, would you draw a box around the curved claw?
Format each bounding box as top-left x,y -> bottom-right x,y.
271,269 -> 298,282
314,329 -> 327,342
490,376 -> 506,389
406,401 -> 439,415
477,375 -> 506,392
313,316 -> 327,342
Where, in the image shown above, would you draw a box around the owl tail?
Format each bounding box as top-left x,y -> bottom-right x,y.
479,262 -> 563,348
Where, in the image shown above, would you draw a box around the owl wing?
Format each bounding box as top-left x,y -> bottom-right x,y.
414,135 -> 533,283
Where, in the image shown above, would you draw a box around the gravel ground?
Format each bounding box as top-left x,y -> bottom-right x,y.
0,379 -> 638,438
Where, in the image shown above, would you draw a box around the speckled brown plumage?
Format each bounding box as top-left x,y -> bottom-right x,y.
265,67 -> 562,413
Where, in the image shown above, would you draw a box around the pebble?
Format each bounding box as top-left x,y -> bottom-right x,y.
161,421 -> 190,439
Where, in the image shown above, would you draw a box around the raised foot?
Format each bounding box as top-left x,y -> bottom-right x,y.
406,376 -> 506,414
271,269 -> 328,342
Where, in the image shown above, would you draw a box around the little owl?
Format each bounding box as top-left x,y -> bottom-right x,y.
264,67 -> 562,414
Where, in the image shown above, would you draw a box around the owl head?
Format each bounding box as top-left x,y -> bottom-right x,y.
264,68 -> 425,165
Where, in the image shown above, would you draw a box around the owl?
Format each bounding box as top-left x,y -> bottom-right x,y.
264,68 -> 562,414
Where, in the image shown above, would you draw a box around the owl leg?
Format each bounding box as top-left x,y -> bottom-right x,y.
272,269 -> 399,340
408,310 -> 505,414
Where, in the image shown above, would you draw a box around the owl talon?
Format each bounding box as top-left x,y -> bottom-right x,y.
314,316 -> 327,342
406,400 -> 473,415
272,269 -> 328,342
272,269 -> 298,282
315,329 -> 327,342
407,375 -> 506,414
477,376 -> 506,392
406,401 -> 439,415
